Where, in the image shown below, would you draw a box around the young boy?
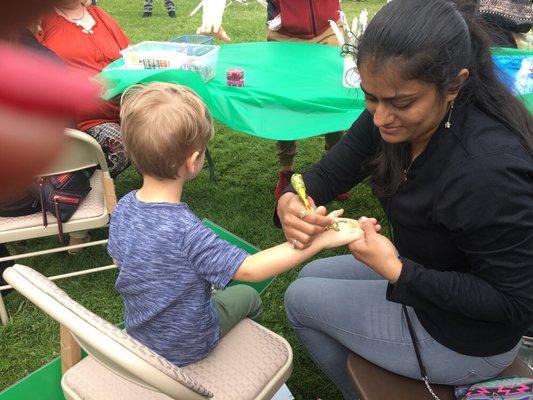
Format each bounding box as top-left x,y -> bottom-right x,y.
109,82 -> 363,367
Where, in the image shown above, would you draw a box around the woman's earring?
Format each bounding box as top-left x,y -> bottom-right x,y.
444,100 -> 454,129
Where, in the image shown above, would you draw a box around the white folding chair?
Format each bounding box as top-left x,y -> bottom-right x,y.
3,264 -> 293,399
0,129 -> 117,324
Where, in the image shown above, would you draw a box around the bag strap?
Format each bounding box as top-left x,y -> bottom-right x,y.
403,305 -> 442,400
387,213 -> 443,400
37,177 -> 48,228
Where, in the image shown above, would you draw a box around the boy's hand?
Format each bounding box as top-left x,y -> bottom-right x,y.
315,211 -> 365,249
348,220 -> 402,283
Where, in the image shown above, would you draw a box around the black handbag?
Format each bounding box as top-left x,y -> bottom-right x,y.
0,168 -> 94,242
38,169 -> 93,241
0,191 -> 40,217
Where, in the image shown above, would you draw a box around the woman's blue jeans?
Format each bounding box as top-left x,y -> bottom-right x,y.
284,255 -> 520,399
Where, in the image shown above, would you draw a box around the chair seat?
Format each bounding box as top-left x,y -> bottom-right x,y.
62,319 -> 292,400
346,352 -> 533,400
0,171 -> 106,241
63,356 -> 171,400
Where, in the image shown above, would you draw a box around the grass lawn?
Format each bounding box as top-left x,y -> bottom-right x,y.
0,1 -> 388,398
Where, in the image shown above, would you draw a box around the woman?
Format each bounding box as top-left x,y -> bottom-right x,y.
39,0 -> 130,178
277,0 -> 533,398
198,0 -> 349,202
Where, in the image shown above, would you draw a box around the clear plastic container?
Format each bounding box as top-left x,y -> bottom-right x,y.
169,34 -> 214,45
120,41 -> 220,82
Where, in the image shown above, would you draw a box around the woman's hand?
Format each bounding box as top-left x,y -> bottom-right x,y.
348,219 -> 403,283
277,192 -> 334,250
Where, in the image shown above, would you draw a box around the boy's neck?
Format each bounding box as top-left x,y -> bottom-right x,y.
136,175 -> 184,204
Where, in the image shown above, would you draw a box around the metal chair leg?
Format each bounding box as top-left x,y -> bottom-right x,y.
205,147 -> 217,182
0,293 -> 9,325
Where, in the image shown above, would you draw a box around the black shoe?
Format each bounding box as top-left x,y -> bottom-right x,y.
168,10 -> 176,18
142,11 -> 152,18
91,0 -> 97,4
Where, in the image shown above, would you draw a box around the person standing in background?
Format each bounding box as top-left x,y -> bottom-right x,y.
265,0 -> 350,201
142,0 -> 176,18
197,0 -> 350,201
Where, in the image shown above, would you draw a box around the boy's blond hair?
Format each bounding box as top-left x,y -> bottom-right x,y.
120,83 -> 214,179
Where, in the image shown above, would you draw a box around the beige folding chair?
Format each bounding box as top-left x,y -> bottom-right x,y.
0,129 -> 117,324
3,264 -> 293,400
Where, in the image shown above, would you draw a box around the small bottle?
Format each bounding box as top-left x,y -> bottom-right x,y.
227,68 -> 244,87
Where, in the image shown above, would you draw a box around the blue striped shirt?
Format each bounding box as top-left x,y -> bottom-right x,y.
108,191 -> 247,366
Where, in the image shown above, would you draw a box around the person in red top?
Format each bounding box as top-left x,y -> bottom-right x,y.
198,0 -> 349,201
264,0 -> 347,201
39,0 -> 130,178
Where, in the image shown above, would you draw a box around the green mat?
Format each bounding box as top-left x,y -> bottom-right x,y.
98,42 -> 532,140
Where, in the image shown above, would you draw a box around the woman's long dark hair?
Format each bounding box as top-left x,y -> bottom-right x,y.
353,0 -> 533,197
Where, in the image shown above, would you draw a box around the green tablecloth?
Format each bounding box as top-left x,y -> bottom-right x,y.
99,41 -> 364,140
98,43 -> 532,140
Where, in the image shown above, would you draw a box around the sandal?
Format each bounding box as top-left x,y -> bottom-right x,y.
67,234 -> 91,255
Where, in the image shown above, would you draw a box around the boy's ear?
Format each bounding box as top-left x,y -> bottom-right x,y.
185,151 -> 201,175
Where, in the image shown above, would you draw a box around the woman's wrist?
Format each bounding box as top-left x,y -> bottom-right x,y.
277,192 -> 293,217
278,191 -> 295,207
387,257 -> 403,284
304,233 -> 326,253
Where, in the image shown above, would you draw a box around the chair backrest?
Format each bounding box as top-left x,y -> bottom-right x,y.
39,129 -> 109,176
41,128 -> 117,213
3,264 -> 212,400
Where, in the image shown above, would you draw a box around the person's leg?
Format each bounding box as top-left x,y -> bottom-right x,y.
265,30 -> 299,199
0,244 -> 13,295
286,257 -> 383,399
298,255 -> 382,281
324,131 -> 343,152
68,230 -> 90,254
85,122 -> 130,178
268,27 -> 347,201
274,140 -> 297,199
212,285 -> 263,338
302,24 -> 352,201
143,0 -> 153,16
285,256 -> 519,399
165,0 -> 175,17
276,140 -> 297,170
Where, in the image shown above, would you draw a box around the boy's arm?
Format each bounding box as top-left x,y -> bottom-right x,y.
234,240 -> 323,282
234,216 -> 364,282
